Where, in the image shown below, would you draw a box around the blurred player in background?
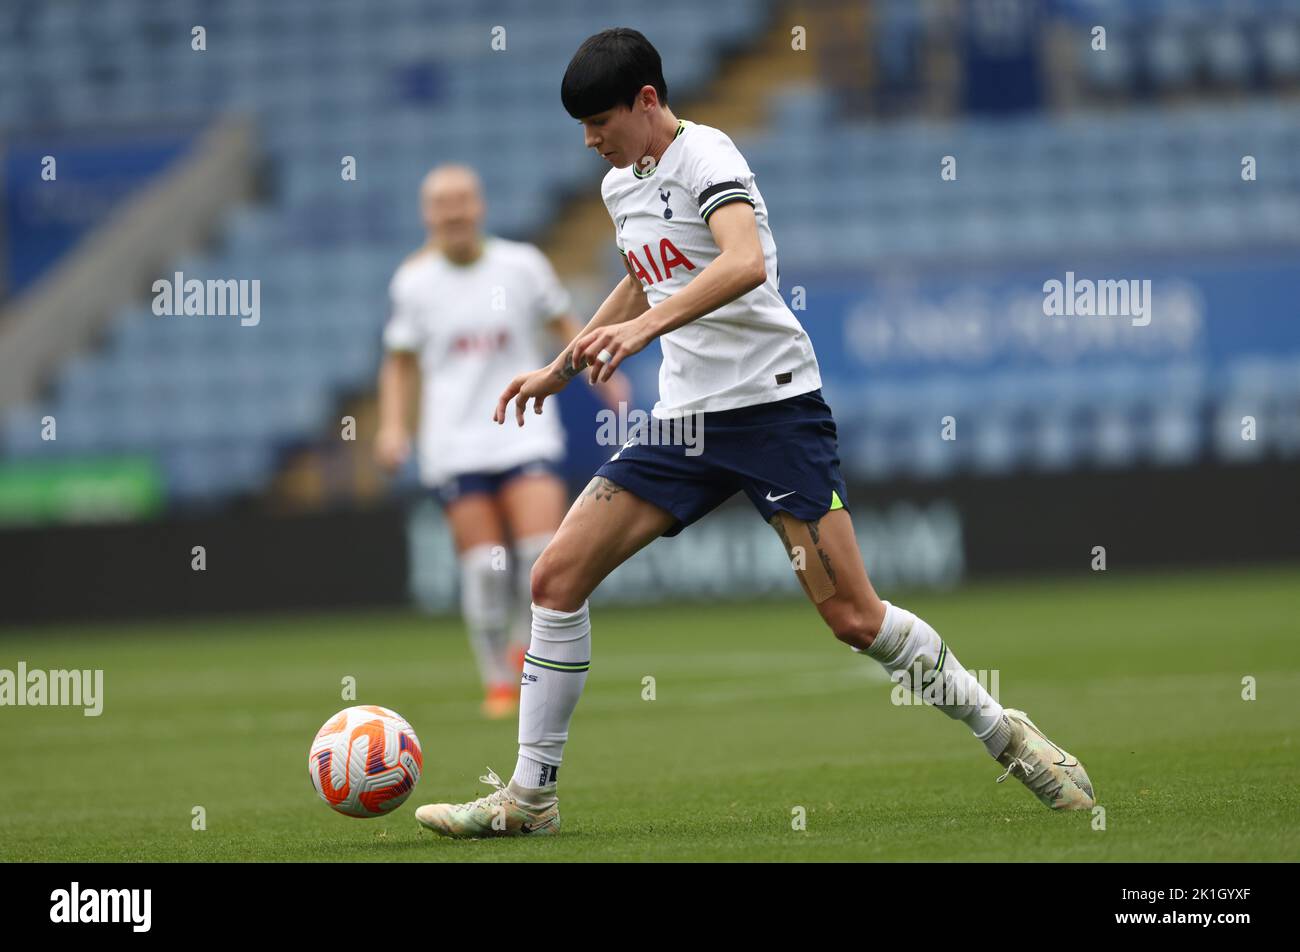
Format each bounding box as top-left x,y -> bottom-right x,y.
415,29 -> 1095,837
375,164 -> 627,719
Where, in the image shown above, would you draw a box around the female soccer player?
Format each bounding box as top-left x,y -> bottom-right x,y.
377,163 -> 626,718
415,29 -> 1094,836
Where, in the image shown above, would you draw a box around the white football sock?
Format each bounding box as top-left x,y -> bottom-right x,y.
459,544 -> 512,688
858,600 -> 1011,757
509,533 -> 553,652
512,601 -> 590,796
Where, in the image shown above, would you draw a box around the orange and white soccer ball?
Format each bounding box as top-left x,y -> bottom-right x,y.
308,705 -> 423,818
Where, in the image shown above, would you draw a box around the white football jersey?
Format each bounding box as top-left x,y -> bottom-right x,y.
601,119 -> 821,418
383,237 -> 569,486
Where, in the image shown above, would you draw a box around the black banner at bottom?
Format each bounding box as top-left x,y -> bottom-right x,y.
0,861 -> 1284,937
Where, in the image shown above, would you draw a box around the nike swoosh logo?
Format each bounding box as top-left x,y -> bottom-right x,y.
1040,737 -> 1073,766
765,490 -> 796,502
1019,713 -> 1077,767
1040,735 -> 1076,767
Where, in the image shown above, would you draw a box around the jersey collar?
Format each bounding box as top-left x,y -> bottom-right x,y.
632,119 -> 688,179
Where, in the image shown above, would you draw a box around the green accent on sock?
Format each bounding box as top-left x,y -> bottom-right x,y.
524,653 -> 590,673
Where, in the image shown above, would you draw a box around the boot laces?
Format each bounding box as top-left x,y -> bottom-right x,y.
996,756 -> 1033,784
997,749 -> 1062,799
452,767 -> 516,811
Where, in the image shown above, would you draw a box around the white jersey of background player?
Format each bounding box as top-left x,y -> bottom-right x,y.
376,164 -> 626,718
386,227 -> 567,484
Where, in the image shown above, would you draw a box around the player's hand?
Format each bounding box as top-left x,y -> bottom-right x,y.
574,319 -> 652,384
493,363 -> 571,427
374,425 -> 411,471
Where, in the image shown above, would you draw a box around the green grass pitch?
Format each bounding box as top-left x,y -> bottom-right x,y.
2,563 -> 1297,862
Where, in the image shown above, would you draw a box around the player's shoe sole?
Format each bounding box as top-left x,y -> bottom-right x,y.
415,768 -> 560,838
995,708 -> 1095,811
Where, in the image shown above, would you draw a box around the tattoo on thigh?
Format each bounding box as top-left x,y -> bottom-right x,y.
769,512 -> 836,603
809,517 -> 836,585
817,546 -> 836,585
769,513 -> 794,553
581,476 -> 625,504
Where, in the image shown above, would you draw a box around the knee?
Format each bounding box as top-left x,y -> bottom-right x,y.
823,599 -> 886,651
529,548 -> 584,612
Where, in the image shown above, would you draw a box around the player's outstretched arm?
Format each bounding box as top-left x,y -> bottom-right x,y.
554,256 -> 651,366
574,201 -> 766,383
494,267 -> 648,427
546,312 -> 632,411
492,354 -> 585,428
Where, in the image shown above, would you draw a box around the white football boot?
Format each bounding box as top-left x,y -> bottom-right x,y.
994,708 -> 1095,811
415,768 -> 560,838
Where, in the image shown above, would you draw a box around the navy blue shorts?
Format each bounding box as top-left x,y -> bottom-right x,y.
432,459 -> 559,508
594,388 -> 849,537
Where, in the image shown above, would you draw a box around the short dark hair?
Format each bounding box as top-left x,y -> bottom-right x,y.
561,28 -> 668,119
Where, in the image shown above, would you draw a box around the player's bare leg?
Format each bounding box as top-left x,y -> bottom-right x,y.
443,494 -> 516,718
768,508 -> 885,651
497,471 -> 567,543
770,509 -> 1095,811
530,475 -> 677,611
444,492 -> 506,552
498,471 -> 569,673
416,476 -> 675,837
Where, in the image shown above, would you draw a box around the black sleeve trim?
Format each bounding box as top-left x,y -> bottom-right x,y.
697,180 -> 746,206
701,194 -> 755,222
